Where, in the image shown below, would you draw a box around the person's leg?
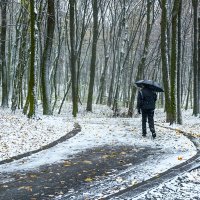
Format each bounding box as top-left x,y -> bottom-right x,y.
142,110 -> 148,136
147,109 -> 156,138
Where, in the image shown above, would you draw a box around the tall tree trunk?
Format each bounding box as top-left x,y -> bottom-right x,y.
41,0 -> 55,115
177,0 -> 182,124
0,0 -> 9,107
192,0 -> 198,116
160,0 -> 171,122
169,0 -> 180,124
25,0 -> 37,118
112,0 -> 126,115
86,0 -> 98,112
28,0 -> 37,118
69,0 -> 78,117
107,15 -> 118,108
198,7 -> 200,114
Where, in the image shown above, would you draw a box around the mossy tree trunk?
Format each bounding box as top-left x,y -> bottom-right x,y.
24,0 -> 37,118
86,0 -> 99,112
160,0 -> 171,122
169,0 -> 180,124
41,0 -> 55,115
176,0 -> 182,124
0,0 -> 9,108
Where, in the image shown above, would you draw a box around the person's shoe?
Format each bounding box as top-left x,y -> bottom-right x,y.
142,133 -> 147,137
152,132 -> 156,139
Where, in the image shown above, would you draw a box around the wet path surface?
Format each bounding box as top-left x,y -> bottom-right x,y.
105,125 -> 200,200
107,152 -> 200,199
0,146 -> 162,200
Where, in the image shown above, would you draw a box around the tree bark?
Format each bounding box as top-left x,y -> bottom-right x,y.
69,0 -> 78,117
176,0 -> 182,124
169,0 -> 180,124
192,0 -> 198,116
160,0 -> 171,122
86,0 -> 99,112
25,0 -> 37,118
0,0 -> 9,107
198,6 -> 200,114
41,0 -> 55,115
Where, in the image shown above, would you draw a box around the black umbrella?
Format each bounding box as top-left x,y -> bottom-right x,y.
135,80 -> 164,92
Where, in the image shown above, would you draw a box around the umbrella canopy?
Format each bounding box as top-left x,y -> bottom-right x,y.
135,80 -> 164,92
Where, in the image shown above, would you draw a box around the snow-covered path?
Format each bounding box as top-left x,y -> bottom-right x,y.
0,117 -> 196,172
0,106 -> 199,199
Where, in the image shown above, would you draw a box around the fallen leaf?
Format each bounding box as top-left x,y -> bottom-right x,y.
63,160 -> 72,167
30,174 -> 37,179
84,177 -> 93,182
178,156 -> 183,160
18,186 -> 32,192
82,160 -> 92,165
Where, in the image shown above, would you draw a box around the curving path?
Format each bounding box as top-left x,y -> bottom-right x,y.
0,119 -> 198,200
106,125 -> 200,200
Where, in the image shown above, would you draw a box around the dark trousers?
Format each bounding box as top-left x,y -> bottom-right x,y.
142,109 -> 155,134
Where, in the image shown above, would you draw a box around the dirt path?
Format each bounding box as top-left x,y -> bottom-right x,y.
0,145 -> 162,200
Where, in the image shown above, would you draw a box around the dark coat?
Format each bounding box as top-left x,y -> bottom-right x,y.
137,87 -> 157,110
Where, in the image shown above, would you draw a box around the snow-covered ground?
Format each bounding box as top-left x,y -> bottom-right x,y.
0,109 -> 74,160
134,168 -> 200,200
0,104 -> 199,162
0,104 -> 199,199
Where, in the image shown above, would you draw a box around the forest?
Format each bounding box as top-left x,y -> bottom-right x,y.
0,0 -> 199,124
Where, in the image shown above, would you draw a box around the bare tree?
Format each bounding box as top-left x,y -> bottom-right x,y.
11,2 -> 29,112
0,0 -> 198,121
69,0 -> 78,117
160,0 -> 171,122
176,0 -> 182,124
41,0 -> 55,115
169,0 -> 180,124
192,0 -> 198,116
23,0 -> 37,118
0,0 -> 9,107
86,0 -> 99,112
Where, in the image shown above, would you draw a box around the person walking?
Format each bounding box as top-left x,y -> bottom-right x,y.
137,85 -> 157,138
